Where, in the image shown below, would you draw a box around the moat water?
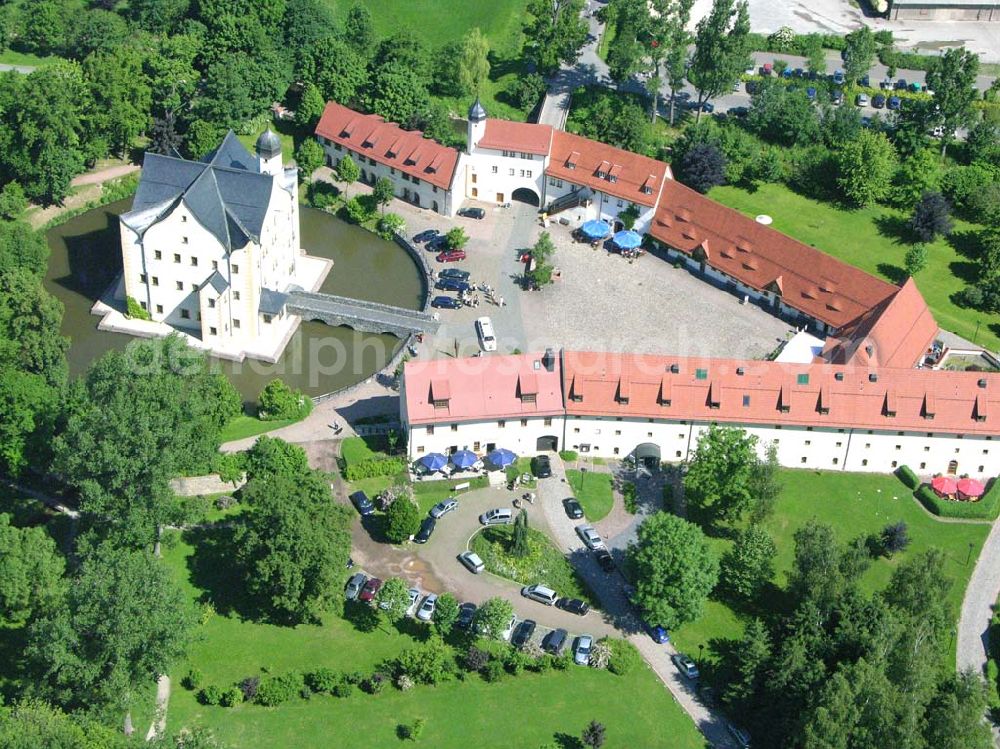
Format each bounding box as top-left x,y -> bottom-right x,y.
44,199 -> 425,404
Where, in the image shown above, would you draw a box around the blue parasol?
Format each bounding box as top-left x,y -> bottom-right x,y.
418,452 -> 449,471
450,450 -> 479,469
486,448 -> 518,469
613,230 -> 643,249
580,219 -> 611,240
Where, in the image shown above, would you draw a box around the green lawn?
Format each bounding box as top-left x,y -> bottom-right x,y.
0,49 -> 56,67
411,476 -> 489,514
340,436 -> 385,466
162,529 -> 706,748
218,415 -> 299,443
670,469 -> 990,669
709,182 -> 1000,352
471,526 -> 598,606
566,469 -> 615,521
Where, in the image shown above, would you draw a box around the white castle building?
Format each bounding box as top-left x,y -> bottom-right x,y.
111,130 -> 329,361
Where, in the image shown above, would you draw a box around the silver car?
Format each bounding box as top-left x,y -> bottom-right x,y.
575,525 -> 605,550
430,499 -> 459,518
416,594 -> 438,621
345,573 -> 366,600
573,634 -> 593,666
458,550 -> 485,574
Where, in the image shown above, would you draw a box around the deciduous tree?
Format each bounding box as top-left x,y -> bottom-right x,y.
678,142 -> 726,194
243,436 -> 309,482
295,139 -> 324,180
458,28 -> 491,97
910,190 -> 953,242
651,0 -> 695,126
842,26 -> 876,86
627,512 -> 719,629
684,425 -> 759,522
376,577 -> 412,626
524,0 -> 588,74
385,495 -> 421,543
721,524 -> 776,599
372,176 -> 395,213
903,243 -> 928,276
925,47 -> 980,158
835,130 -> 896,206
474,597 -> 515,640
295,82 -> 326,130
0,514 -> 66,626
336,154 -> 361,187
687,0 -> 751,121
433,593 -> 460,635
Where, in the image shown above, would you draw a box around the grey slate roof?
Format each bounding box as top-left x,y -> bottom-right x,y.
469,97 -> 487,122
122,131 -> 273,252
259,288 -> 288,315
204,270 -> 229,295
256,129 -> 281,158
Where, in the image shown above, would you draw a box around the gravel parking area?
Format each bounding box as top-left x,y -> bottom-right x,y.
520,225 -> 793,359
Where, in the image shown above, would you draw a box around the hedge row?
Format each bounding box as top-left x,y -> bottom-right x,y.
878,47 -> 939,73
343,457 -> 406,482
912,477 -> 1000,520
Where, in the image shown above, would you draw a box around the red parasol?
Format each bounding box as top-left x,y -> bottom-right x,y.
957,478 -> 986,499
930,476 -> 958,496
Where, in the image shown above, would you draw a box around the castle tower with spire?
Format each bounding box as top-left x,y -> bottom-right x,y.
467,98 -> 487,153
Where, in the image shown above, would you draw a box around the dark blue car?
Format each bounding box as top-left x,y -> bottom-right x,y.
431,295 -> 461,309
413,229 -> 439,244
647,624 -> 671,644
349,491 -> 374,516
806,87 -> 817,101
888,96 -> 901,111
435,278 -> 470,293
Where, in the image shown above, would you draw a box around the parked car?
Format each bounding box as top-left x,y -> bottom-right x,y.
416,594 -> 438,622
895,78 -> 908,90
430,499 -> 458,518
793,67 -> 804,78
728,105 -> 749,117
436,249 -> 467,263
456,602 -> 477,629
575,524 -> 604,550
687,100 -> 714,113
426,235 -> 449,252
438,268 -> 470,281
458,207 -> 485,219
805,86 -> 817,101
500,614 -> 518,641
761,62 -> 772,76
672,653 -> 700,680
521,584 -> 558,606
359,576 -> 382,603
872,94 -> 886,109
476,316 -> 497,352
543,628 -> 569,654
511,619 -> 537,649
414,517 -> 436,544
479,508 -> 513,525
563,497 -> 584,519
435,277 -> 471,292
647,624 -> 670,644
856,92 -> 869,107
888,96 -> 901,111
345,572 -> 366,600
458,550 -> 485,574
556,597 -> 591,616
728,723 -> 752,749
858,73 -> 870,87
573,635 -> 593,665
532,454 -> 552,478
832,69 -> 845,85
431,295 -> 461,310
831,89 -> 844,106
407,588 -> 421,612
745,80 -> 759,94
413,229 -> 439,243
594,548 -> 615,573
349,491 -> 374,516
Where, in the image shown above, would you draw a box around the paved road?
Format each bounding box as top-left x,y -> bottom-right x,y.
957,518 -> 1000,676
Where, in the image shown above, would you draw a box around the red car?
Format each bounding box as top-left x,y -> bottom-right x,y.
359,577 -> 382,603
436,249 -> 467,262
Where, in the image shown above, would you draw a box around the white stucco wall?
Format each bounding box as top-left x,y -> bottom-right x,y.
463,146 -> 547,206
407,416 -> 566,461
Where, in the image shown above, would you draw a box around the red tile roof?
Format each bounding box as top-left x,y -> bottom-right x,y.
546,130 -> 671,208
476,119 -> 553,155
649,180 -> 898,329
562,350 -> 1000,435
315,102 -> 459,190
403,352 -> 563,425
821,278 -> 938,369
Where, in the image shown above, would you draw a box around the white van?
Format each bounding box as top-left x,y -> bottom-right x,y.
476,316 -> 497,352
521,584 -> 558,606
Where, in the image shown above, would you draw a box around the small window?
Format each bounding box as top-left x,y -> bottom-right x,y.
208,298 -> 216,308
543,418 -> 552,427
182,236 -> 188,244
891,460 -> 898,468
805,440 -> 811,446
473,441 -> 480,451
180,308 -> 190,319
154,250 -> 161,260
676,451 -> 682,457
832,457 -> 839,465
190,256 -> 198,266
209,326 -> 217,335
862,459 -> 868,466
233,291 -> 240,301
173,253 -> 181,263
176,281 -> 183,290
212,260 -> 218,270
492,166 -> 498,174
139,301 -> 147,310
427,426 -> 434,435
509,169 -> 515,176
233,319 -> 240,329
742,395 -> 751,407
417,446 -> 424,454
152,276 -> 159,286
613,447 -> 620,455
263,314 -> 272,324
695,368 -> 708,380
797,373 -> 809,385
181,215 -> 187,223
801,457 -> 807,464
232,264 -> 239,274
451,424 -> 458,432
895,445 -> 901,450
498,420 -> 505,428
140,273 -> 147,283
615,430 -> 621,436
520,419 -> 527,427
155,304 -> 163,313
573,427 -> 580,433
920,462 -> 926,469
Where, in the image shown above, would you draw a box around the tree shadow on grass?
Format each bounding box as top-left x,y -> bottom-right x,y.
341,600 -> 380,633
872,213 -> 914,244
876,262 -> 908,285
184,525 -> 260,621
948,228 -> 985,261
948,259 -> 981,285
553,733 -> 583,749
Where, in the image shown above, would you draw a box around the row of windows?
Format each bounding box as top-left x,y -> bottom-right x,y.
425,418 -> 553,434
139,278 -> 240,302
500,150 -> 534,160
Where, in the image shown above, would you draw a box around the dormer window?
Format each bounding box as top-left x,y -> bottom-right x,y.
641,184 -> 652,194
596,170 -> 607,179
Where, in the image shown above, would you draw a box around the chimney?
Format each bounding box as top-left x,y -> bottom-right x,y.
543,348 -> 556,372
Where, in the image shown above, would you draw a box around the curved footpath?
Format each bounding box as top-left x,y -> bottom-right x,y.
957,518 -> 1000,676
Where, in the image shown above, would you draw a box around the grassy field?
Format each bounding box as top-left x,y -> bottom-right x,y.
471,526 -> 598,605
163,529 -> 706,748
0,49 -> 55,67
566,469 -> 615,521
218,415 -> 298,443
670,469 -> 990,669
709,182 -> 1000,352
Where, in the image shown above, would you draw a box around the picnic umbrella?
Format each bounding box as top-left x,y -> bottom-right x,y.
957,478 -> 986,499
418,452 -> 449,472
450,450 -> 478,469
580,219 -> 611,240
930,475 -> 958,496
486,447 -> 518,469
613,229 -> 642,250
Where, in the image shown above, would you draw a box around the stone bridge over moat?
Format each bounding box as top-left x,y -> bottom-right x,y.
286,290 -> 439,337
